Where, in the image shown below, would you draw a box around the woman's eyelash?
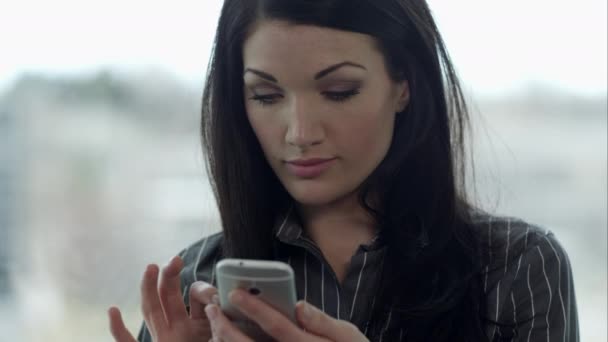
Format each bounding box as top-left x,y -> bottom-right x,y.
248,94 -> 282,106
323,89 -> 360,102
248,89 -> 360,106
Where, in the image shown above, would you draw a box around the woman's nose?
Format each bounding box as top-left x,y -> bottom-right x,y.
285,100 -> 324,148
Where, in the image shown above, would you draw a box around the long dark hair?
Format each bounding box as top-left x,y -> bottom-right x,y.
201,0 -> 489,340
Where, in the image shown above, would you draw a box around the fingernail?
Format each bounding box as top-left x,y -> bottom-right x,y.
301,302 -> 313,322
211,294 -> 220,305
168,256 -> 178,266
192,282 -> 204,292
205,304 -> 218,320
144,264 -> 156,276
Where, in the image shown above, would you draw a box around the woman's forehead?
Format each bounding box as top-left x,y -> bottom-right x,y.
243,20 -> 383,75
245,20 -> 375,50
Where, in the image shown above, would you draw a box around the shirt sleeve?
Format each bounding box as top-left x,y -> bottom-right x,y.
496,232 -> 579,342
136,323 -> 152,342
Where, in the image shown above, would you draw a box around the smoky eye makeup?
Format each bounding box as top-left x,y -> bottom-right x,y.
245,83 -> 282,97
324,82 -> 361,92
320,80 -> 362,98
244,84 -> 283,106
320,77 -> 363,89
322,88 -> 361,102
244,78 -> 364,106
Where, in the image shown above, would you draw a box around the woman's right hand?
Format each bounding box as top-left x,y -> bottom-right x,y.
108,256 -> 219,342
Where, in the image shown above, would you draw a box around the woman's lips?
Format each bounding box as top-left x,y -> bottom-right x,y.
285,158 -> 336,178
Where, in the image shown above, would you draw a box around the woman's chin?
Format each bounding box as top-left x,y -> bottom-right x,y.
285,185 -> 337,207
284,182 -> 354,208
290,192 -> 335,207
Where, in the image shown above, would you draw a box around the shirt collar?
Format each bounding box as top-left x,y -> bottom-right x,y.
273,206 -> 303,244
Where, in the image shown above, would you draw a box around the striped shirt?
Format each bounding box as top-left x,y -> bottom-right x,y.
137,212 -> 579,341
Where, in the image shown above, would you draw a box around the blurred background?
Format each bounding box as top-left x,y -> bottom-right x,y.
0,0 -> 605,341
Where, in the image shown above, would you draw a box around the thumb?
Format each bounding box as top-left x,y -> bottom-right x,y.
189,281 -> 219,319
295,301 -> 366,341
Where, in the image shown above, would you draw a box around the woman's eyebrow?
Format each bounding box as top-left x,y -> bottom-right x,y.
314,61 -> 366,80
243,61 -> 367,83
244,69 -> 278,83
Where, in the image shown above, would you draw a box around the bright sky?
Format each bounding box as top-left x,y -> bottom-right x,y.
0,0 -> 606,95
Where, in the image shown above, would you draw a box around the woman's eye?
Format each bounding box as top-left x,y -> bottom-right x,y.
323,89 -> 360,102
248,89 -> 360,106
249,94 -> 282,106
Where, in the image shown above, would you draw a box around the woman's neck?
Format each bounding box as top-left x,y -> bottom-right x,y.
297,193 -> 377,282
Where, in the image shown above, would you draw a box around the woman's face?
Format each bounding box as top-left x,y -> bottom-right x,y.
243,20 -> 409,206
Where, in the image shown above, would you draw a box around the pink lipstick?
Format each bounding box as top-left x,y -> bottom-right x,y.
285,158 -> 336,178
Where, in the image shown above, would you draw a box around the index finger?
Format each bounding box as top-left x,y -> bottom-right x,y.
108,307 -> 138,342
140,264 -> 168,334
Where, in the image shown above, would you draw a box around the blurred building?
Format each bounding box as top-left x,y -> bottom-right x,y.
0,105 -> 19,296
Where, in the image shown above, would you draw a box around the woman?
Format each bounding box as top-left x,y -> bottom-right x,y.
108,0 -> 579,341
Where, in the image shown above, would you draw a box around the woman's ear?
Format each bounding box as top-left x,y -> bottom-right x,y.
395,80 -> 410,113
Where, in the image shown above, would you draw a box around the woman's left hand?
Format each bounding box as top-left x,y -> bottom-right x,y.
204,289 -> 369,342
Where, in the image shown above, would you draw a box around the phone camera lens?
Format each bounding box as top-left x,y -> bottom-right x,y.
248,287 -> 261,295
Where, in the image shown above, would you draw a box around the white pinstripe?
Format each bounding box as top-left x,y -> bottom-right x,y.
210,252 -> 219,286
564,245 -> 572,309
363,251 -> 385,336
321,262 -> 325,312
514,253 -> 524,280
335,281 -> 341,320
363,289 -> 378,336
511,291 -> 518,342
350,252 -> 368,320
379,309 -> 393,342
276,208 -> 291,237
543,236 -> 567,342
179,246 -> 190,260
182,284 -> 188,302
484,218 -> 493,292
304,250 -> 308,302
527,264 -> 535,342
492,281 -> 501,340
193,236 -> 209,281
537,246 -> 553,342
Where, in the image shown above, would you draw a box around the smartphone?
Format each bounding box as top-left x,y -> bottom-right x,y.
215,258 -> 298,341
